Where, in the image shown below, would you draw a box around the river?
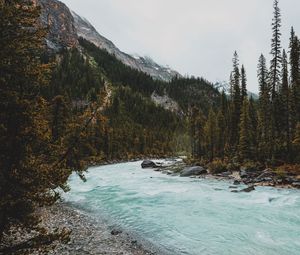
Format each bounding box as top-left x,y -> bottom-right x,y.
63,160 -> 300,255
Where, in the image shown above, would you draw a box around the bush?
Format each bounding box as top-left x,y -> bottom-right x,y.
226,162 -> 240,172
241,161 -> 262,172
207,159 -> 228,174
274,166 -> 287,179
275,164 -> 300,177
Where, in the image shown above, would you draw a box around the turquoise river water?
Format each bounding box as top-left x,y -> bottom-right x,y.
63,160 -> 300,255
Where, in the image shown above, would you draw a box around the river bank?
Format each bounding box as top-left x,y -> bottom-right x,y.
0,202 -> 161,255
39,202 -> 160,255
142,159 -> 300,190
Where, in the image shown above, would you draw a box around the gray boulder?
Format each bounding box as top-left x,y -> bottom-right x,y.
233,180 -> 241,185
292,182 -> 300,188
240,186 -> 255,193
141,160 -> 158,169
180,166 -> 207,177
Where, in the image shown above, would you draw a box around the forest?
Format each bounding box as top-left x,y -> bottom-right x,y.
0,0 -> 217,249
190,0 -> 300,172
0,0 -> 300,253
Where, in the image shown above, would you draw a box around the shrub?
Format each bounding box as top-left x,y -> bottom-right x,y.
241,161 -> 262,172
275,164 -> 300,176
226,163 -> 240,172
207,159 -> 228,174
275,166 -> 287,179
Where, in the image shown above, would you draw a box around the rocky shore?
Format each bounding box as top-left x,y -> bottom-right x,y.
0,203 -> 160,255
141,159 -> 300,191
42,203 -> 161,255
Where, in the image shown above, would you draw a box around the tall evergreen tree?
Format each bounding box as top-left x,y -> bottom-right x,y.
270,0 -> 282,97
229,51 -> 241,151
239,98 -> 253,161
241,65 -> 248,103
280,49 -> 290,157
289,27 -> 300,136
249,96 -> 258,156
257,54 -> 272,160
204,109 -> 217,161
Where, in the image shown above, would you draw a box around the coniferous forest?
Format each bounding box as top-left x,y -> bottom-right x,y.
190,0 -> 300,169
1,0 -> 300,253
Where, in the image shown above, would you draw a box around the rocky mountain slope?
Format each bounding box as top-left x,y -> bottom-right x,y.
72,11 -> 181,81
36,0 -> 78,51
37,0 -> 180,81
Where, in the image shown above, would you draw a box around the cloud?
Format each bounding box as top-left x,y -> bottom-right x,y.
62,0 -> 300,92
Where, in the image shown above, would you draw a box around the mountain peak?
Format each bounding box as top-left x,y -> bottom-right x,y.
71,10 -> 181,81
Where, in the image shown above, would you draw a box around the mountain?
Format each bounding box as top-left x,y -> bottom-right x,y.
36,0 -> 78,51
36,0 -> 180,81
37,0 -> 220,114
71,11 -> 181,81
214,81 -> 259,100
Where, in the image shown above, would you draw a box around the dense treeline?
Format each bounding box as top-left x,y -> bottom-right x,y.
0,0 -> 85,249
105,87 -> 188,159
80,38 -> 220,112
47,47 -> 190,161
0,1 -> 200,250
191,0 -> 300,166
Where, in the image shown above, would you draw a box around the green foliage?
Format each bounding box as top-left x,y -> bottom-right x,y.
207,159 -> 228,174
80,38 -> 220,112
241,161 -> 262,172
239,99 -> 253,161
191,0 -> 300,166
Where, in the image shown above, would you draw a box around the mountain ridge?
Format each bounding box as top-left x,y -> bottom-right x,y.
36,0 -> 180,81
71,10 -> 181,81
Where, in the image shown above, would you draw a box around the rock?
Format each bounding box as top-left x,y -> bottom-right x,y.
229,186 -> 238,189
111,229 -> 122,235
141,160 -> 158,169
240,186 -> 255,193
231,190 -> 239,193
180,166 -> 207,177
240,169 -> 248,178
233,180 -> 241,185
292,182 -> 300,188
218,171 -> 231,177
263,177 -> 273,182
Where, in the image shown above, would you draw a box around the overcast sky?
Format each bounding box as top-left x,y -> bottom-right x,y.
61,0 -> 300,92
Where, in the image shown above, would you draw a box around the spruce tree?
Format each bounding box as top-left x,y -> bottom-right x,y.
280,49 -> 290,157
270,0 -> 282,97
204,109 -> 217,161
241,65 -> 248,103
0,0 -> 76,247
257,54 -> 271,160
239,98 -> 253,161
289,27 -> 300,136
229,51 -> 241,151
216,110 -> 226,159
249,96 -> 258,156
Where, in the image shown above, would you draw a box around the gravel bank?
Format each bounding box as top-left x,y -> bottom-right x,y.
38,203 -> 160,255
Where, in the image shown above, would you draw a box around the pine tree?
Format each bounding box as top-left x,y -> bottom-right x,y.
249,96 -> 258,156
0,0 -> 75,246
241,65 -> 248,103
229,51 -> 241,151
257,54 -> 271,160
280,49 -> 290,157
289,27 -> 300,137
270,0 -> 282,97
216,110 -> 226,159
204,109 -> 217,161
239,98 -> 253,161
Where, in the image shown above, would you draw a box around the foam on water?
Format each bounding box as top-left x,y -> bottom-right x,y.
63,161 -> 300,255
